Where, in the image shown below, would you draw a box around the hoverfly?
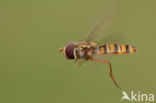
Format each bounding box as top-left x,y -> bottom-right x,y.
59,6 -> 137,91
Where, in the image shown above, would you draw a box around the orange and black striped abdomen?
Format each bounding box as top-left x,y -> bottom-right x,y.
96,44 -> 137,55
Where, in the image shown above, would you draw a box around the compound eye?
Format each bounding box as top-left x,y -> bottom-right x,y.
65,42 -> 75,59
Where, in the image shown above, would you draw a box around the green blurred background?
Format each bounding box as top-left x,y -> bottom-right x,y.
0,0 -> 156,103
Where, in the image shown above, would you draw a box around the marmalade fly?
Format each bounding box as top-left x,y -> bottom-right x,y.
59,5 -> 137,92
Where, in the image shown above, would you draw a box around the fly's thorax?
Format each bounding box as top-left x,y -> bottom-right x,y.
74,41 -> 98,59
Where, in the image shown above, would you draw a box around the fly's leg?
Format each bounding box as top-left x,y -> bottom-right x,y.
74,58 -> 86,66
92,58 -> 122,91
74,58 -> 79,63
77,59 -> 86,66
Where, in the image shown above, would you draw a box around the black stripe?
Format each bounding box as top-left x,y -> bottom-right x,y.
120,45 -> 122,51
92,47 -> 98,54
126,45 -> 130,53
114,44 -> 118,53
108,44 -> 111,51
103,45 -> 107,54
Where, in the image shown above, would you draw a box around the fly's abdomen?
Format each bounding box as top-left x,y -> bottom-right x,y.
95,44 -> 137,55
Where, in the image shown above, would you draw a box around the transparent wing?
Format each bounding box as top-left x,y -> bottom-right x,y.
86,4 -> 116,42
97,33 -> 126,45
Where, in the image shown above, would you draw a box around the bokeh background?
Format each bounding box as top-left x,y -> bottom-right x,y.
0,0 -> 156,103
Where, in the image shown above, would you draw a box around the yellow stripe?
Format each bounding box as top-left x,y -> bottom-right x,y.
121,45 -> 126,53
110,44 -> 115,53
100,47 -> 104,54
106,44 -> 110,53
118,44 -> 121,52
129,46 -> 134,53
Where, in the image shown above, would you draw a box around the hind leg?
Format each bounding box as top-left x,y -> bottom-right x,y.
92,58 -> 122,91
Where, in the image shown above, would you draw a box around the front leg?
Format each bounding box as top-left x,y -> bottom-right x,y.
77,59 -> 86,66
74,58 -> 79,63
74,58 -> 86,66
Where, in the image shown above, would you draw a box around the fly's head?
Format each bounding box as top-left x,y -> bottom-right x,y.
59,42 -> 76,60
